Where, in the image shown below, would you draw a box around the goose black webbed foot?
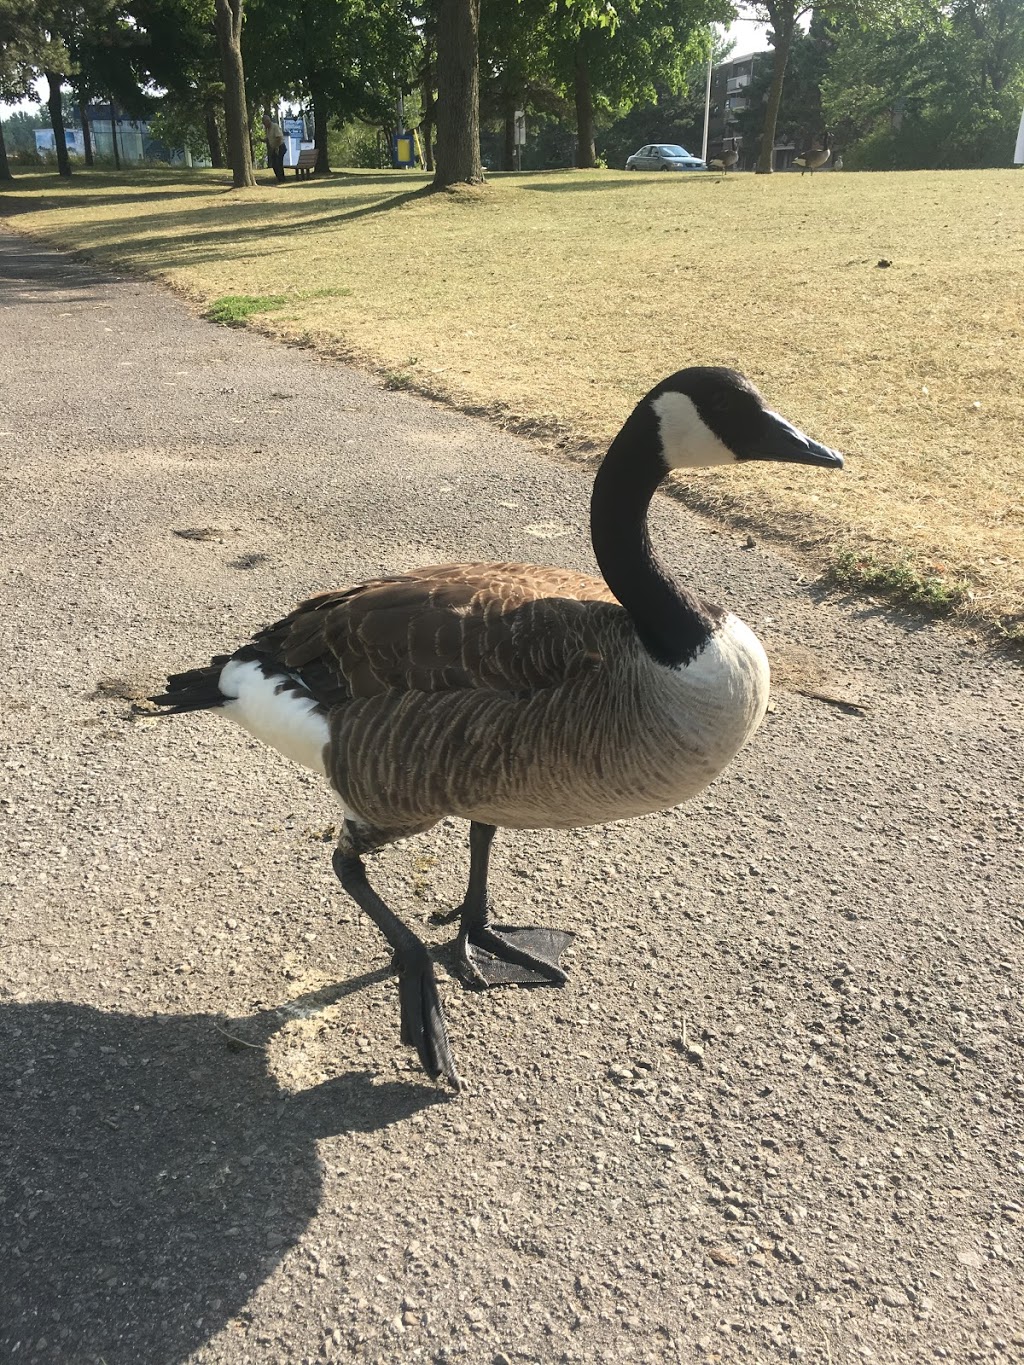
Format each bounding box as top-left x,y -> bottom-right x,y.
456,920 -> 574,989
394,942 -> 462,1090
333,838 -> 462,1092
444,823 -> 573,989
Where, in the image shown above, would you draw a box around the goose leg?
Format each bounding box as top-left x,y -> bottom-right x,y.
332,828 -> 461,1091
451,822 -> 574,989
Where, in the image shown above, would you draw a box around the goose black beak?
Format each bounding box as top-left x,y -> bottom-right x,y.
743,412 -> 844,470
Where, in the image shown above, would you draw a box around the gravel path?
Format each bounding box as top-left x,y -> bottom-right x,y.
1,228 -> 1022,1365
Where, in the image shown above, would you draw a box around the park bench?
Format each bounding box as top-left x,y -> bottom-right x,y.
292,147 -> 318,178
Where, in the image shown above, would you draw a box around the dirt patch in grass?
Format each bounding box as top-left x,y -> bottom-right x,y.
5,166 -> 1023,634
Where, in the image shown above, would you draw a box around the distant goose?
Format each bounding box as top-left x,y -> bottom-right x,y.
795,134 -> 831,175
709,138 -> 739,171
151,367 -> 843,1088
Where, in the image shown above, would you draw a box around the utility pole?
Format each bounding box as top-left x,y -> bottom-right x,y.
701,39 -> 713,163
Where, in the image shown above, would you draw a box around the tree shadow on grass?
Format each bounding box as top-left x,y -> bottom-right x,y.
0,973 -> 443,1364
0,230 -> 124,305
521,174 -> 714,194
1,183 -> 431,282
310,185 -> 429,224
1,169 -> 428,219
0,186 -> 233,215
10,189 -> 431,282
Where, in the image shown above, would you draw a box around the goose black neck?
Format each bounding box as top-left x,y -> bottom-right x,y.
590,406 -> 719,668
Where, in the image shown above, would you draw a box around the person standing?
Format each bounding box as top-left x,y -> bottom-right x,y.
263,114 -> 286,182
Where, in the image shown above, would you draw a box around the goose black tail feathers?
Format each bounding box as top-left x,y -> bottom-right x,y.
149,657 -> 230,714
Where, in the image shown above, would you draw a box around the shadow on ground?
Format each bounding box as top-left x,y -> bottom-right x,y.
1,182 -> 432,278
519,173 -> 715,194
0,977 -> 441,1363
0,232 -> 122,305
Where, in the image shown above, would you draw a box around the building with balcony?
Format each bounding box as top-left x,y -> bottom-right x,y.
707,52 -> 797,171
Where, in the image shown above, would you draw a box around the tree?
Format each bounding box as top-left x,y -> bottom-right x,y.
69,4 -> 163,169
244,0 -> 417,176
597,39 -> 734,168
120,0 -> 227,167
212,0 -> 254,184
728,22 -> 831,161
419,25 -> 436,170
742,0 -> 803,172
0,0 -> 124,178
545,0 -> 730,169
43,65 -> 73,173
0,0 -> 72,176
479,0 -> 554,170
821,0 -> 1024,167
0,6 -> 46,178
738,0 -> 920,172
432,0 -> 482,186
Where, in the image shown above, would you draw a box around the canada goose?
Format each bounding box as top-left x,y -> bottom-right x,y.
708,138 -> 739,172
150,367 -> 843,1089
794,134 -> 831,175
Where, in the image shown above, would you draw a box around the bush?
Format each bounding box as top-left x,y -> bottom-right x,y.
847,102 -> 1022,170
328,124 -> 391,169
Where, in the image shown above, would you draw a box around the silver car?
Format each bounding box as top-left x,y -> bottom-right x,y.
625,143 -> 707,171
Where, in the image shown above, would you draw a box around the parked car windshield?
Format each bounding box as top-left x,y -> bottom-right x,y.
656,145 -> 692,158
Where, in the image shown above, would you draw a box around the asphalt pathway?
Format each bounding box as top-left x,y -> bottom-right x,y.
1,228 -> 1022,1365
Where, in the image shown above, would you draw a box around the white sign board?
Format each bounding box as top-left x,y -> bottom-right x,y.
35,129 -> 85,157
514,111 -> 526,147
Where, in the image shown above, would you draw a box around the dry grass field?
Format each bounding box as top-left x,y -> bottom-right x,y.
5,165 -> 1022,633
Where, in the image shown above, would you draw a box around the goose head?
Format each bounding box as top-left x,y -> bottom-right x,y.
592,366 -> 842,668
642,367 -> 843,473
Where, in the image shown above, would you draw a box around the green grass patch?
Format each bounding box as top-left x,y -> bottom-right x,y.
203,288 -> 350,327
203,294 -> 290,326
301,286 -> 352,301
382,370 -> 415,390
829,550 -> 976,614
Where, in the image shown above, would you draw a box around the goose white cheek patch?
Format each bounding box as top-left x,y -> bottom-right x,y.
651,391 -> 736,469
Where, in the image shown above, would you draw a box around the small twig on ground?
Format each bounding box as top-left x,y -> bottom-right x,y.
795,688 -> 869,715
213,1022 -> 264,1050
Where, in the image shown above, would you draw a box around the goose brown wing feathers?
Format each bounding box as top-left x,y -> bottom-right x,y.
243,562 -> 622,709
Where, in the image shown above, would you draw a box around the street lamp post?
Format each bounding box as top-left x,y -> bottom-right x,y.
701,46 -> 713,163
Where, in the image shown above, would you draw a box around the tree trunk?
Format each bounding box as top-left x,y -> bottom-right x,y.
420,52 -> 435,172
755,13 -> 796,174
213,0 -> 256,187
573,43 -> 596,168
79,95 -> 94,166
205,103 -> 224,168
432,0 -> 482,188
46,72 -> 72,178
308,72 -> 331,173
0,120 -> 12,181
110,101 -> 121,170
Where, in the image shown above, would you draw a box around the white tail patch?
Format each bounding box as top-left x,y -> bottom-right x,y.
219,658 -> 330,777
